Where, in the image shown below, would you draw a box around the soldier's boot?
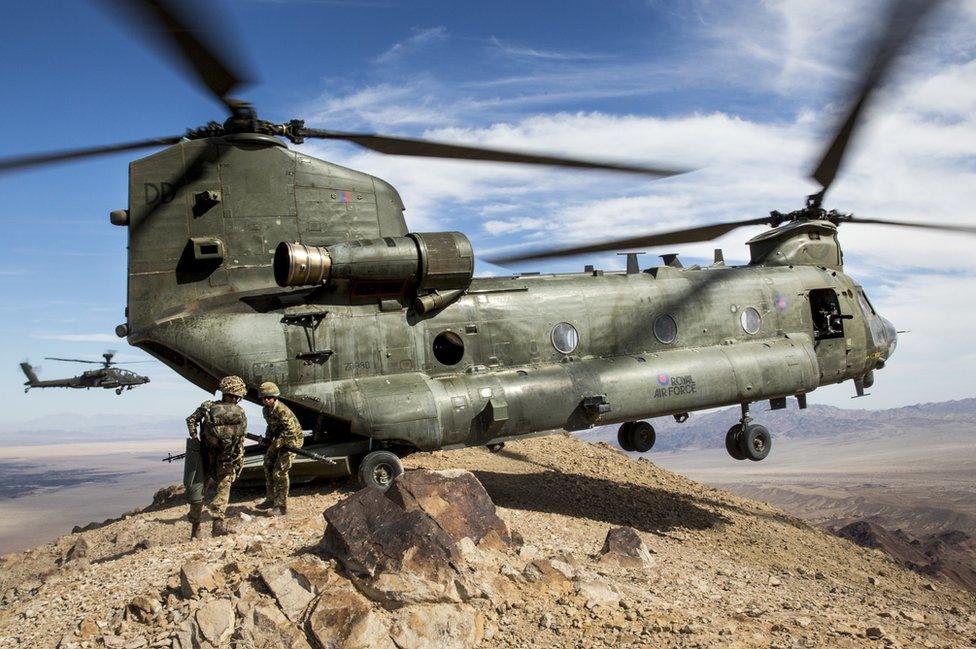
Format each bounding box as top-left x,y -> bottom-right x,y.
190,523 -> 202,540
211,519 -> 228,537
265,506 -> 287,518
255,500 -> 274,510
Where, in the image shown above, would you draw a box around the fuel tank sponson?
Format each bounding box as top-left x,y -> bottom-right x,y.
308,337 -> 821,450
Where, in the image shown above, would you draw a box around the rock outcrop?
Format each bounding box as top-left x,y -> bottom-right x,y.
386,468 -> 520,550
320,468 -> 519,607
321,485 -> 473,605
835,520 -> 976,592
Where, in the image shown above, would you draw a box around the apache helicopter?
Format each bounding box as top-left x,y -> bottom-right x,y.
20,351 -> 151,395
3,0 -> 973,489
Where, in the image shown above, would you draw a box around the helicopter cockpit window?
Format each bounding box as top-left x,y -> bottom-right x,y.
740,307 -> 762,335
857,289 -> 876,315
653,314 -> 677,344
432,331 -> 465,365
551,322 -> 579,354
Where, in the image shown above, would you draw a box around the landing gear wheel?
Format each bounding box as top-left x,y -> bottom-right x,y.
617,422 -> 636,452
739,424 -> 771,462
629,421 -> 656,453
358,450 -> 403,492
115,387 -> 124,395
487,443 -> 505,453
725,425 -> 746,461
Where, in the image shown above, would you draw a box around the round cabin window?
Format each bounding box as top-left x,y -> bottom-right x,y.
432,331 -> 464,365
740,307 -> 762,335
653,314 -> 677,344
551,322 -> 579,354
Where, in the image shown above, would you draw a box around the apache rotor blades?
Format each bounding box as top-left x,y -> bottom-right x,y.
95,0 -> 253,113
299,128 -> 692,178
44,357 -> 105,364
0,136 -> 183,173
810,0 -> 945,203
487,216 -> 773,265
44,356 -> 155,365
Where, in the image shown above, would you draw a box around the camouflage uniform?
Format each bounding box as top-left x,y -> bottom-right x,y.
185,399 -> 247,522
262,399 -> 303,508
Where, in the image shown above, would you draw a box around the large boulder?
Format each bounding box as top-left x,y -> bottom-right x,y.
386,469 -> 519,550
598,526 -> 656,569
321,487 -> 475,605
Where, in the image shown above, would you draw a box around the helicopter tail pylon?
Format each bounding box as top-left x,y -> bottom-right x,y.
20,362 -> 39,391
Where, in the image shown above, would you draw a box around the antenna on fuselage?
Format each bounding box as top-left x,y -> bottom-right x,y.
616,252 -> 645,275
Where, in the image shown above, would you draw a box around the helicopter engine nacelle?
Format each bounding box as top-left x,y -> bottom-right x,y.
274,232 -> 474,295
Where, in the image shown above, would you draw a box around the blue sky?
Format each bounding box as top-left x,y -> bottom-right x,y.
1,0 -> 975,426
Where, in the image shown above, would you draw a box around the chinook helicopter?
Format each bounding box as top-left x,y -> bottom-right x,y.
20,351 -> 151,395
3,0 -> 974,490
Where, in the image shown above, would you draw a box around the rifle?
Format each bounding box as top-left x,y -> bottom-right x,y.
163,434 -> 335,466
245,432 -> 336,465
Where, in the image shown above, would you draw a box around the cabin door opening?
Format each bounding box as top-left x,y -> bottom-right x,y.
809,288 -> 847,381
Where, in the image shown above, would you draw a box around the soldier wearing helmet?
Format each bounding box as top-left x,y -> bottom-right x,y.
184,375 -> 248,539
255,381 -> 303,516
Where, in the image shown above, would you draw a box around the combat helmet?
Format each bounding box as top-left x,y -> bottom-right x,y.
259,381 -> 280,398
218,375 -> 247,397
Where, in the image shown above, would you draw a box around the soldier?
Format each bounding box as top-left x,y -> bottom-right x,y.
185,375 -> 248,539
255,382 -> 303,516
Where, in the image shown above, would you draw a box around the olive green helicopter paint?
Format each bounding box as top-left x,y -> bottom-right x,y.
119,134 -> 894,460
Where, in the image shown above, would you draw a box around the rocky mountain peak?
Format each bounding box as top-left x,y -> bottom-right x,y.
1,435 -> 974,648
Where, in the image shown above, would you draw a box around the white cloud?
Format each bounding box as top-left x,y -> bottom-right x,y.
488,36 -> 611,62
374,26 -> 448,64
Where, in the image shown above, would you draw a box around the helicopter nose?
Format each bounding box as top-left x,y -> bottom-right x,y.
881,317 -> 897,360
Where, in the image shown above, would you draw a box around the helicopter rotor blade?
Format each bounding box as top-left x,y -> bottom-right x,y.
95,0 -> 253,113
298,128 -> 692,178
810,0 -> 945,201
841,215 -> 976,235
0,136 -> 184,174
44,357 -> 105,364
486,216 -> 773,265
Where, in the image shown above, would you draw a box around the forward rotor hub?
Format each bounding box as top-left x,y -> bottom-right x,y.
184,102 -> 307,144
768,206 -> 853,229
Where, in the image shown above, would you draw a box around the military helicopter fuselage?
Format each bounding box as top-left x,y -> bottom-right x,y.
20,356 -> 151,395
117,134 -> 896,463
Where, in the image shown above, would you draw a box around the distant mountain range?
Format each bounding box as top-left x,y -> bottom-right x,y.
0,413 -> 182,446
6,397 -> 976,450
579,397 -> 976,452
